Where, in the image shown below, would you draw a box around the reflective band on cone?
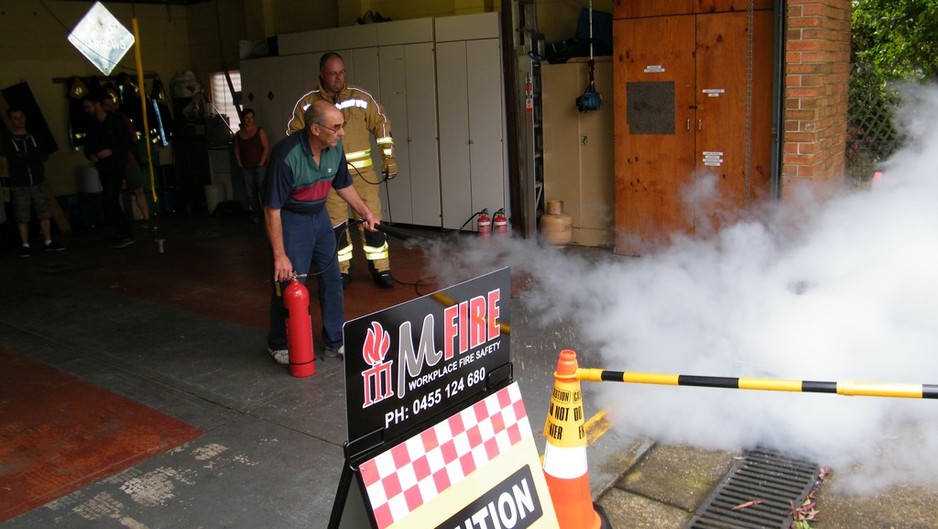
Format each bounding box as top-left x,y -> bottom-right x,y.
542,349 -> 611,529
544,445 -> 597,529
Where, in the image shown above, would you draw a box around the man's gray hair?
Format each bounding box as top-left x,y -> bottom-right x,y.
303,102 -> 326,130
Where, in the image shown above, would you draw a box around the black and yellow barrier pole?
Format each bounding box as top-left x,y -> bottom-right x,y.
576,368 -> 938,399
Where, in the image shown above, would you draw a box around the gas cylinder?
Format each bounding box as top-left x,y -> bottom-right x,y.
539,200 -> 573,248
477,209 -> 491,239
493,208 -> 508,239
284,278 -> 315,377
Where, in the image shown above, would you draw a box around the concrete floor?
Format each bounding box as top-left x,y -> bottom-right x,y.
1,210 -> 936,528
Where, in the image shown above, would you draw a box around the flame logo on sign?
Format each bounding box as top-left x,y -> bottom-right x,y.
363,322 -> 390,366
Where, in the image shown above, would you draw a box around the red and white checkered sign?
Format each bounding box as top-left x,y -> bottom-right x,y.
359,383 -> 532,529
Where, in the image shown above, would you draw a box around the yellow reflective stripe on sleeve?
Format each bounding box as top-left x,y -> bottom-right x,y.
345,149 -> 372,161
349,158 -> 373,169
376,136 -> 393,145
363,243 -> 389,261
286,90 -> 319,136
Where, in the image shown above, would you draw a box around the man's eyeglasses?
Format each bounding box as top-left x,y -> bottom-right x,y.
315,122 -> 344,133
322,70 -> 346,78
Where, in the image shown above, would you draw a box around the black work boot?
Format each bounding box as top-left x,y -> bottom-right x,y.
373,271 -> 395,289
367,260 -> 394,289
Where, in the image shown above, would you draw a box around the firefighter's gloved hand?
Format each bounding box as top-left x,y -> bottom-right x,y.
382,156 -> 398,180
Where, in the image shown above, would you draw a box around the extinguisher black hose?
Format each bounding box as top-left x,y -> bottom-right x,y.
288,248 -> 338,280
350,211 -> 486,239
346,161 -> 391,185
349,218 -> 426,242
458,211 -> 486,233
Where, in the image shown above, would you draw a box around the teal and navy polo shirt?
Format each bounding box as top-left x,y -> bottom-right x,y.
265,131 -> 352,215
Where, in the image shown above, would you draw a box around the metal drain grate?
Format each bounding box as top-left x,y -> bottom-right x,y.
685,448 -> 819,529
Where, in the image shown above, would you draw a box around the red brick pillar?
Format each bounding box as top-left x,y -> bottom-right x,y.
783,0 -> 852,199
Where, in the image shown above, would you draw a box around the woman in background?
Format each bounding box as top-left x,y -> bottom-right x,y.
233,108 -> 269,224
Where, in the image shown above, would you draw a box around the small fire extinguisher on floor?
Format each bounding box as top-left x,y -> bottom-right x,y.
284,276 -> 315,378
478,209 -> 491,239
493,208 -> 508,240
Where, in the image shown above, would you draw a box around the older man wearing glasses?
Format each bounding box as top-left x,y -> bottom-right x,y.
265,100 -> 378,365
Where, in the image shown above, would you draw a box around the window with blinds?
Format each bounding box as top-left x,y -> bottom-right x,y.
210,70 -> 242,130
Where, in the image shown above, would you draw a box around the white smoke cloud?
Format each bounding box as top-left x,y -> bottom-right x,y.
424,83 -> 938,493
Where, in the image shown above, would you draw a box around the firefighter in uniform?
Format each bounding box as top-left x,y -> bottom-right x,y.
286,52 -> 396,289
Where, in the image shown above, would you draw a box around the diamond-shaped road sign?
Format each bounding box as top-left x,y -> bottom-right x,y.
67,2 -> 135,76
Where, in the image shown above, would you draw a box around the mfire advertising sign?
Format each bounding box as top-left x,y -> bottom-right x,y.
330,269 -> 557,529
345,268 -> 511,446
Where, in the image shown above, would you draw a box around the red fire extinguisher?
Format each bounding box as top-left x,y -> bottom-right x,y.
284,277 -> 315,378
493,208 -> 508,239
477,209 -> 491,239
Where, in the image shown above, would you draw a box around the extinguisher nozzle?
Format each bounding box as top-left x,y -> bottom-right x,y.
350,218 -> 422,242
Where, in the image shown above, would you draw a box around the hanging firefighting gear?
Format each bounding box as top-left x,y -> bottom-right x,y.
149,78 -> 173,147
67,76 -> 94,149
115,73 -> 145,133
287,82 -> 396,287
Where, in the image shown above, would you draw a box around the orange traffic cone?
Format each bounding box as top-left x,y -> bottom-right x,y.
542,349 -> 611,529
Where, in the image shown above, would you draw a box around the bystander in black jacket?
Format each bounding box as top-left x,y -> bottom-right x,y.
4,130 -> 48,187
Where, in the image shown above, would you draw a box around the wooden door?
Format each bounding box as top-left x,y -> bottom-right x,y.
614,15 -> 697,254
614,10 -> 775,254
694,10 -> 774,232
614,0 -> 695,19
614,0 -> 774,20
698,0 -> 775,13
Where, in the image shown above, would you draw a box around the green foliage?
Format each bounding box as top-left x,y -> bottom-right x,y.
845,0 -> 937,182
851,0 -> 938,80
